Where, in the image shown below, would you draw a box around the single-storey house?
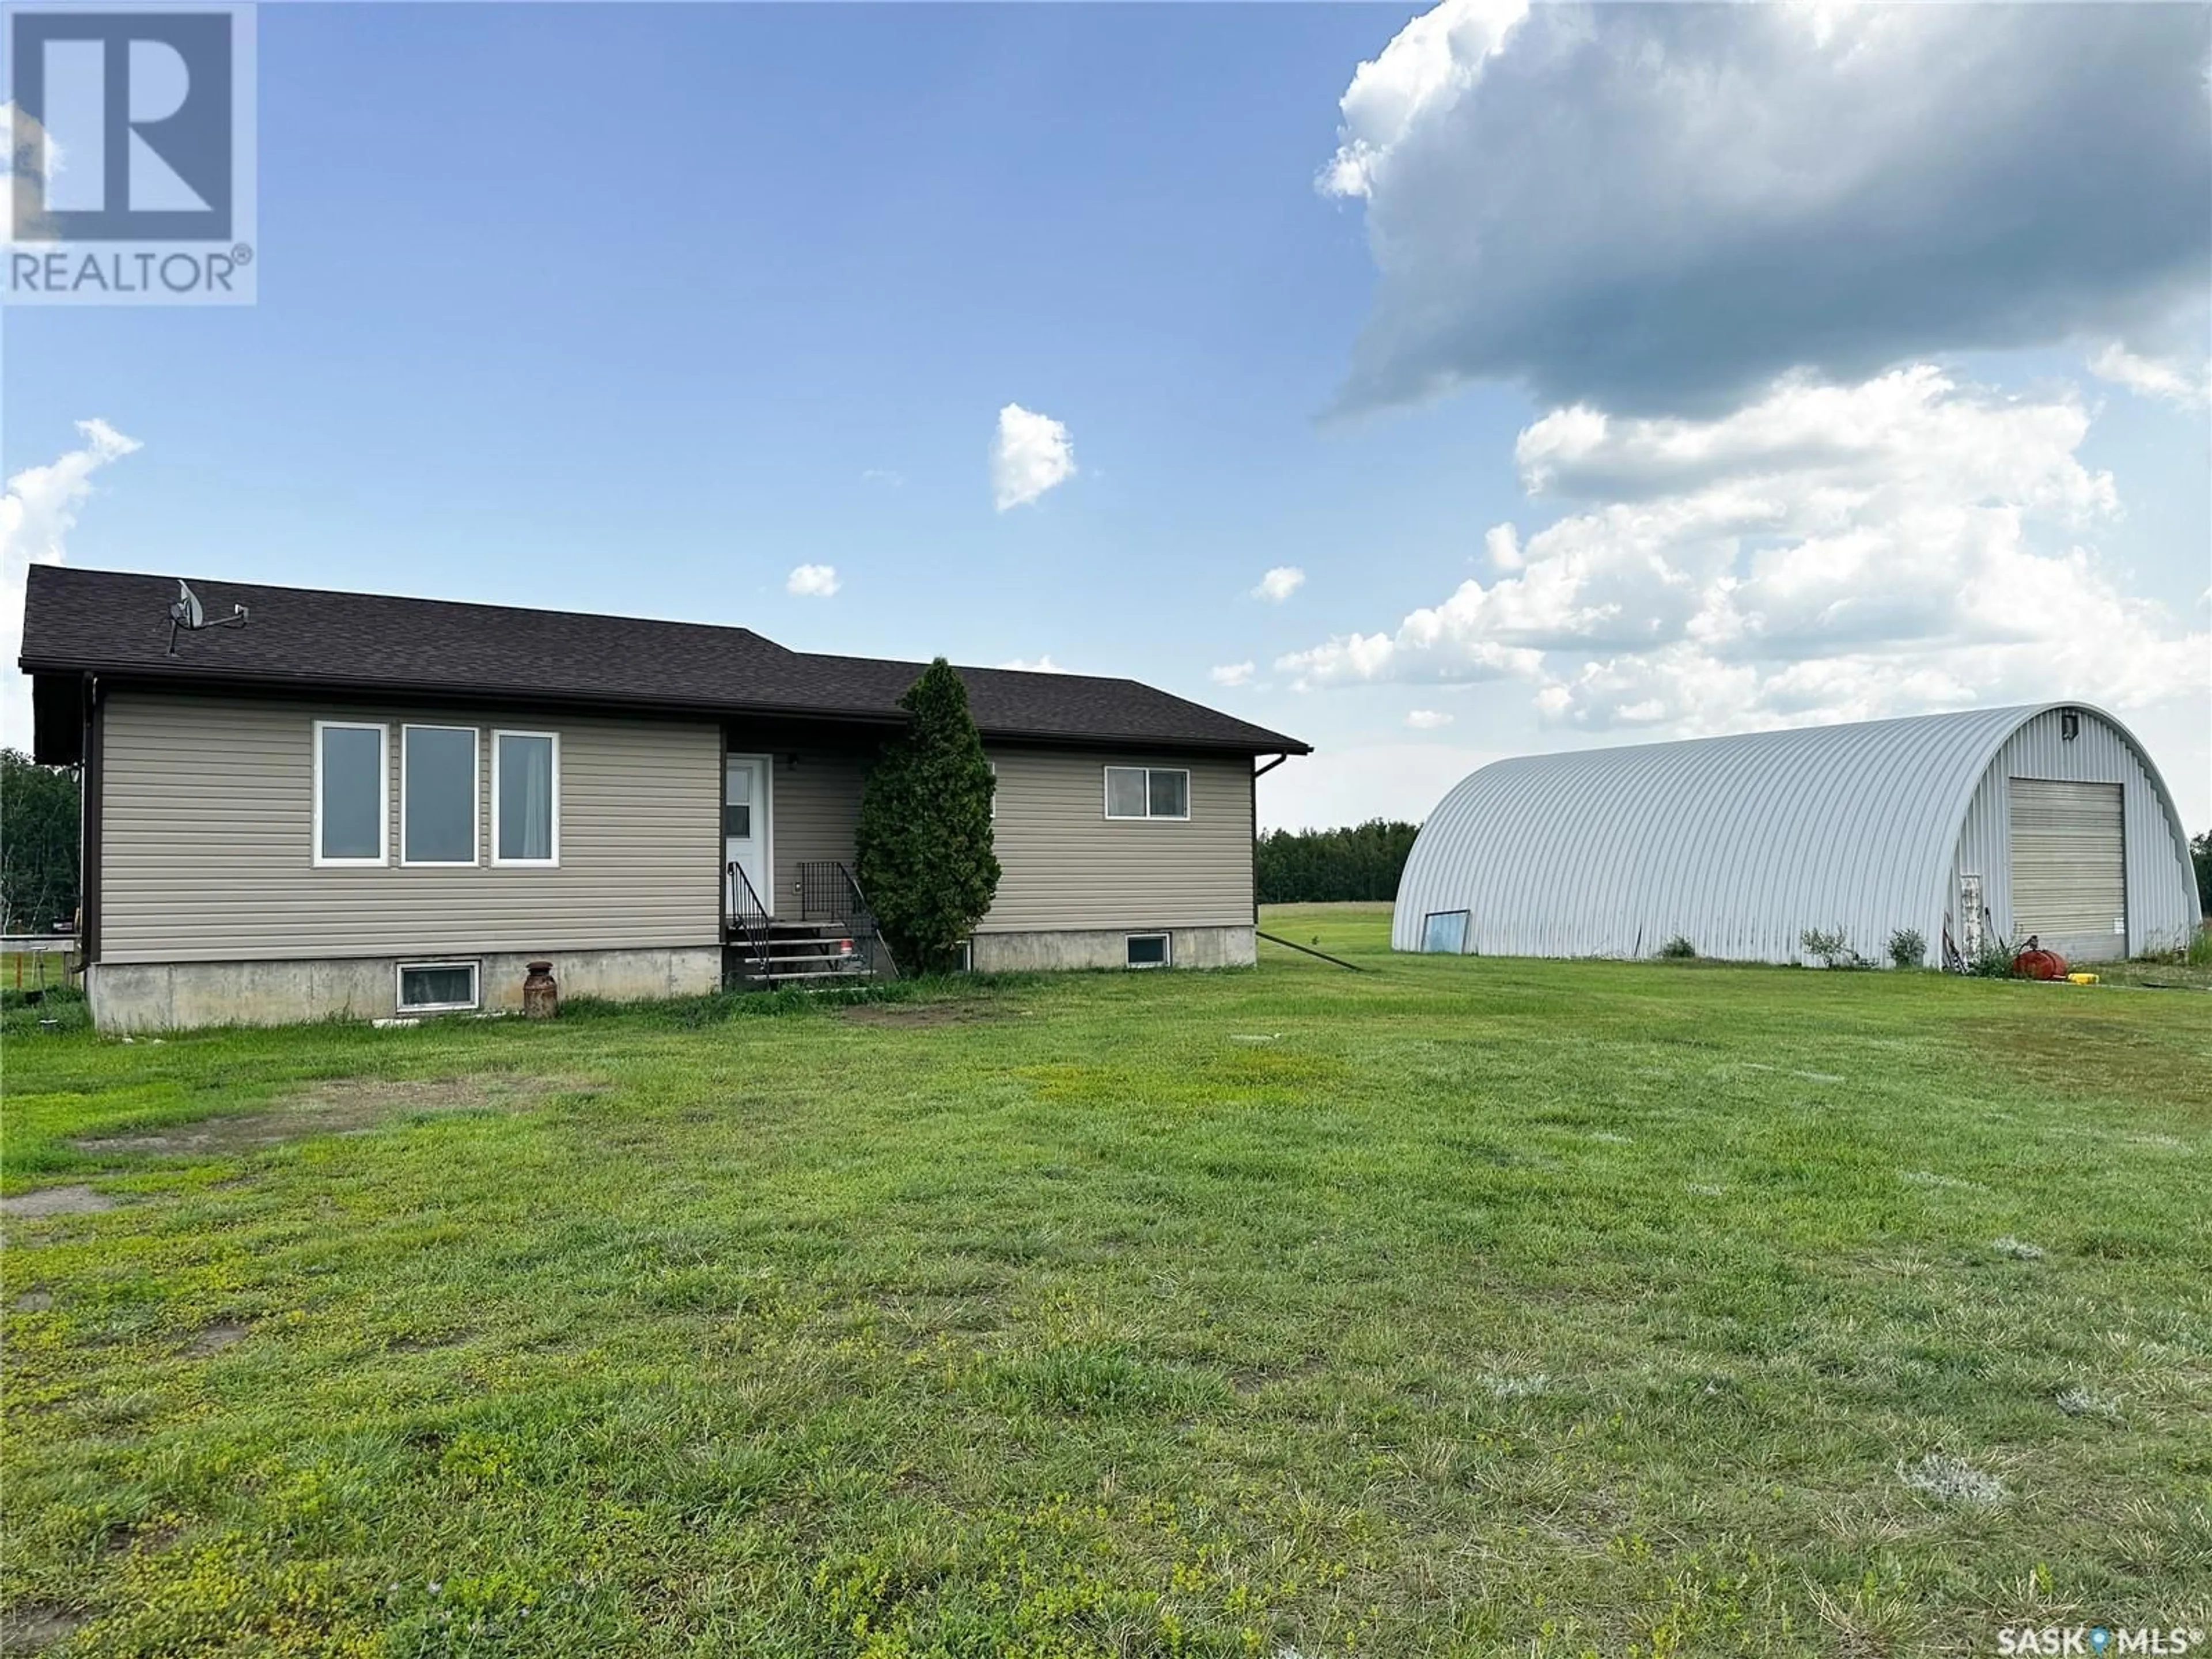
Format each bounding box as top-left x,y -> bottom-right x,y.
19,567 -> 1308,1030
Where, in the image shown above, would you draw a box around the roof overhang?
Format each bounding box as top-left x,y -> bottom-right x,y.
19,659 -> 1315,759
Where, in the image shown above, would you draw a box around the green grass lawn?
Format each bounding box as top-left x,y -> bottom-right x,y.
3,907 -> 2207,1657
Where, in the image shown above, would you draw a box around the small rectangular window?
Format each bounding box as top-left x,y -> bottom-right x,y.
724,802 -> 752,837
1147,769 -> 1188,819
1125,933 -> 1171,968
492,730 -> 559,865
1104,766 -> 1191,821
314,721 -> 387,866
402,725 -> 478,866
1104,766 -> 1149,819
1422,910 -> 1470,953
397,960 -> 479,1013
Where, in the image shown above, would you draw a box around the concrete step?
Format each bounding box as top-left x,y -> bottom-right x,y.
751,933 -> 857,952
729,956 -> 871,984
729,919 -> 858,944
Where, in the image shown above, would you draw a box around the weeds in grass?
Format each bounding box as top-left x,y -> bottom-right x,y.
0,981 -> 88,1036
1993,1236 -> 2047,1261
1799,927 -> 1870,969
2055,1386 -> 2124,1422
1657,935 -> 1698,960
977,1344 -> 1230,1417
2107,927 -> 2212,988
2134,929 -> 2212,968
1478,1372 -> 1551,1399
1963,936 -> 2022,978
1886,927 -> 1926,969
561,972 -> 1044,1028
1897,1453 -> 2008,1506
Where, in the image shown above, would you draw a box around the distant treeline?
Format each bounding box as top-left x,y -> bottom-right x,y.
1255,819 -> 1420,904
1,749 -> 81,932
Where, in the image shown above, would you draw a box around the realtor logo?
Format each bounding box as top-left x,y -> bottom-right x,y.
5,4 -> 256,302
14,10 -> 231,237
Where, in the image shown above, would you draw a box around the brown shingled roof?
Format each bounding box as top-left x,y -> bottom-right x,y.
19,566 -> 1309,755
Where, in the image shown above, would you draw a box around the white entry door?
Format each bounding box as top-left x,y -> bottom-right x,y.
725,753 -> 772,912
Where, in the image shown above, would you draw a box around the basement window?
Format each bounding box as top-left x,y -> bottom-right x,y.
397,960 -> 479,1014
1125,933 -> 1171,969
1422,910 -> 1470,954
1104,766 -> 1190,821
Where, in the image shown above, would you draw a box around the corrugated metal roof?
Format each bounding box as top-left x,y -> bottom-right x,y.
1391,703 -> 2198,963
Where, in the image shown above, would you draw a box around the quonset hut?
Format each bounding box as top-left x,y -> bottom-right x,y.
1393,704 -> 2200,967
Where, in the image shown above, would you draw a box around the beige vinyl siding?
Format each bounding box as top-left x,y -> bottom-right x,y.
99,691 -> 721,964
763,744 -> 873,916
979,748 -> 1252,932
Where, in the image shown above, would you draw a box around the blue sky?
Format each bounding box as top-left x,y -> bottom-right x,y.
5,2 -> 2207,829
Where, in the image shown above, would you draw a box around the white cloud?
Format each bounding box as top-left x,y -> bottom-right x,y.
1321,0 -> 1531,200
861,468 -> 905,488
2,101 -> 62,241
1210,661 -> 1256,688
1405,709 -> 1454,729
2089,342 -> 2211,410
2,418 -> 142,748
785,563 -> 840,597
990,404 -> 1077,512
1322,3 -> 2212,413
996,655 -> 1063,673
1252,566 -> 1306,603
1280,368 -> 2208,736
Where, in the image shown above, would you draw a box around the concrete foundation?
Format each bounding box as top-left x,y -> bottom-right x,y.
88,946 -> 724,1032
968,925 -> 1255,972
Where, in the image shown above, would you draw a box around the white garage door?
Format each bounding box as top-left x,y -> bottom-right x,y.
2009,778 -> 2126,959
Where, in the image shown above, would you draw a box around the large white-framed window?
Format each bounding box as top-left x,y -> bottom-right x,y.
313,719 -> 389,866
396,960 -> 479,1014
491,729 -> 560,866
400,724 -> 479,867
1103,765 -> 1190,821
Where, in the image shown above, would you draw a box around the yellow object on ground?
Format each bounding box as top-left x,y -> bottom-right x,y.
2067,971 -> 2099,984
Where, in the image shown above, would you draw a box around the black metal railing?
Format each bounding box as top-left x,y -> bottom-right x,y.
798,859 -> 899,980
726,859 -> 774,986
844,867 -> 899,981
797,860 -> 849,923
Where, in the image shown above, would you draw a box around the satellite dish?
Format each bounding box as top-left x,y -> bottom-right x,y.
165,579 -> 248,657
